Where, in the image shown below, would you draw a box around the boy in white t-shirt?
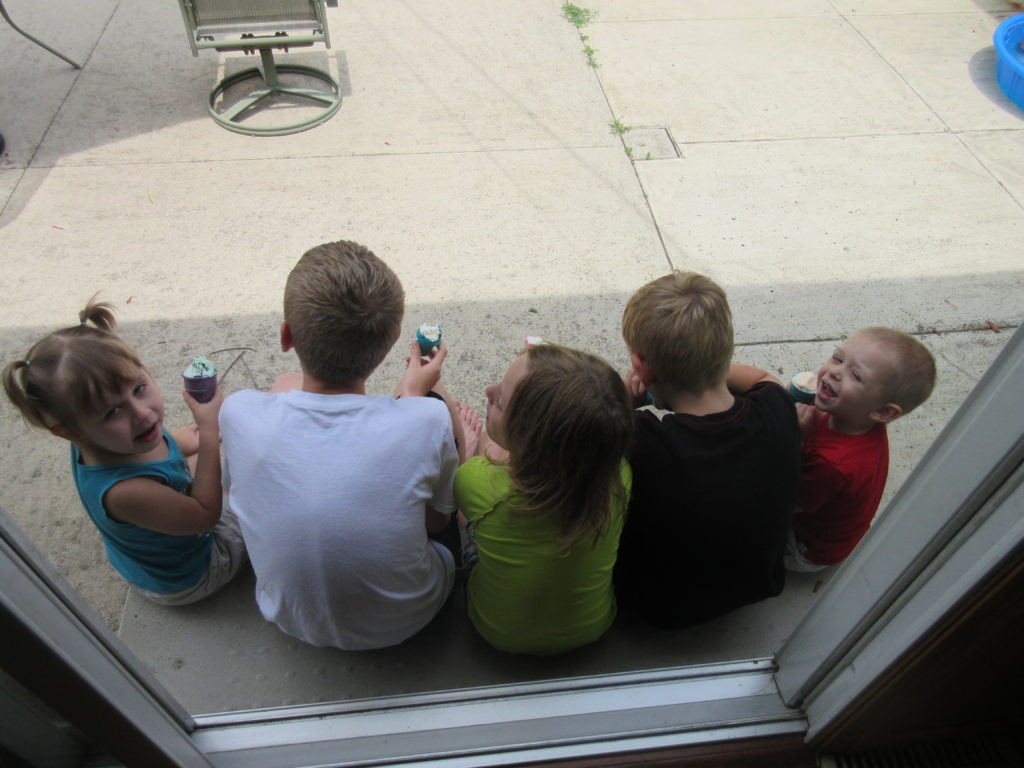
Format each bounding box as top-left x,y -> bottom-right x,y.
220,241 -> 459,650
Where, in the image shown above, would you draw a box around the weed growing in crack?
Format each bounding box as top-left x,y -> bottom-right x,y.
562,3 -> 600,66
562,3 -> 597,27
609,119 -> 631,136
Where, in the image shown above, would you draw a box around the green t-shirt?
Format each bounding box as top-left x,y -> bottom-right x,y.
454,457 -> 631,655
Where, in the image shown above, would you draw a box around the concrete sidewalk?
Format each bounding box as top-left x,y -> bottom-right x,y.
1,0 -> 1020,714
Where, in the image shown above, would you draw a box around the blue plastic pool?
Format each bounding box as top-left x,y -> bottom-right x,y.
994,14 -> 1024,113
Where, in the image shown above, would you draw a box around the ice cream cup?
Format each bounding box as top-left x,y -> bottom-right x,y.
182,356 -> 217,404
789,371 -> 817,404
416,324 -> 442,356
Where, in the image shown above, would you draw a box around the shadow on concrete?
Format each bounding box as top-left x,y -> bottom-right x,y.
0,289 -> 1013,714
968,45 -> 1024,118
0,0 -> 355,221
117,560 -> 832,714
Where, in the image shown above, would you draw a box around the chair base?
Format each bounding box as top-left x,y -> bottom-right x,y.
209,56 -> 341,137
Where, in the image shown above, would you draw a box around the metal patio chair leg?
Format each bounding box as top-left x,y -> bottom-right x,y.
0,0 -> 81,69
209,49 -> 341,137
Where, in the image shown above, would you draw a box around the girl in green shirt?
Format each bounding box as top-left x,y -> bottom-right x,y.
454,343 -> 633,655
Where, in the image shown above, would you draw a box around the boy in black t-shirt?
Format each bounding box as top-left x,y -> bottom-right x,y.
615,271 -> 801,628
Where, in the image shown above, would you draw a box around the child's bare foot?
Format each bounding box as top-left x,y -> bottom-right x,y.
458,403 -> 483,458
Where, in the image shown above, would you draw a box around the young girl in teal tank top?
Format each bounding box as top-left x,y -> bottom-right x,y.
2,297 -> 245,605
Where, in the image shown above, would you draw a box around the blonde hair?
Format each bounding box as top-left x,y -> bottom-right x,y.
2,297 -> 144,432
621,271 -> 733,394
856,327 -> 936,414
283,241 -> 405,387
503,344 -> 633,548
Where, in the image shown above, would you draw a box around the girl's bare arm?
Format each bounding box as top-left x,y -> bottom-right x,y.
104,388 -> 224,535
104,475 -> 221,535
726,363 -> 783,393
182,388 -> 223,518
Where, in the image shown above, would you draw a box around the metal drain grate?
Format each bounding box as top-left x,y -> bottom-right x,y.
624,126 -> 679,160
821,735 -> 1021,768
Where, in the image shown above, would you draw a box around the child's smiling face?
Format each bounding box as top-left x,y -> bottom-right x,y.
815,332 -> 900,434
73,369 -> 167,463
485,354 -> 530,450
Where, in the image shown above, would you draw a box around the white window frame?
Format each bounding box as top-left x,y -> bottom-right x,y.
775,324 -> 1024,740
2,327 -> 1021,767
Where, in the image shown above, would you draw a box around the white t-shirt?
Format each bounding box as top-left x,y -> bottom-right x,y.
220,390 -> 458,650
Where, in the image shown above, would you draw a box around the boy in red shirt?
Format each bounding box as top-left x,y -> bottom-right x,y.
772,327 -> 936,570
786,325 -> 933,573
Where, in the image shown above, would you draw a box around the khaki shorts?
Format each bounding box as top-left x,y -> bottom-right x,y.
135,507 -> 248,606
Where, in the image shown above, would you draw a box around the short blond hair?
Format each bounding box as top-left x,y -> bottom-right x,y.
283,241 -> 404,387
856,327 -> 936,414
621,271 -> 733,394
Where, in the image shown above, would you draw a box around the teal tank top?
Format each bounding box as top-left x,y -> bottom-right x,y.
70,432 -> 212,592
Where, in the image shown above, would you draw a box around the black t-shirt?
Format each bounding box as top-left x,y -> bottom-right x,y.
614,382 -> 800,628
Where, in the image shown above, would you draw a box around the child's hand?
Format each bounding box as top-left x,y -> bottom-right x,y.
170,423 -> 201,457
183,386 -> 224,430
796,402 -> 822,444
399,341 -> 448,397
624,364 -> 649,407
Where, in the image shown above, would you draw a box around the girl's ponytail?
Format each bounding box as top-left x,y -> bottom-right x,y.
1,359 -> 45,429
78,296 -> 118,333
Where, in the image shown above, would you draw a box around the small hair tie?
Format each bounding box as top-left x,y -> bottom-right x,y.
23,359 -> 31,367
80,320 -> 87,326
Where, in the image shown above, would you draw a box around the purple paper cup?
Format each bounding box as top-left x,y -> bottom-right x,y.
183,373 -> 217,404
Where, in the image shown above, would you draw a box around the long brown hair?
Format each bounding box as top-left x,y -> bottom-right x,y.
503,344 -> 633,548
2,297 -> 143,432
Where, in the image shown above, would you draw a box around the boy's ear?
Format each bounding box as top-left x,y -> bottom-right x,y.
630,353 -> 651,385
280,321 -> 293,353
48,424 -> 75,441
869,402 -> 903,424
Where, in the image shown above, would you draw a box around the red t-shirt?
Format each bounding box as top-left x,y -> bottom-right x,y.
793,414 -> 888,565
